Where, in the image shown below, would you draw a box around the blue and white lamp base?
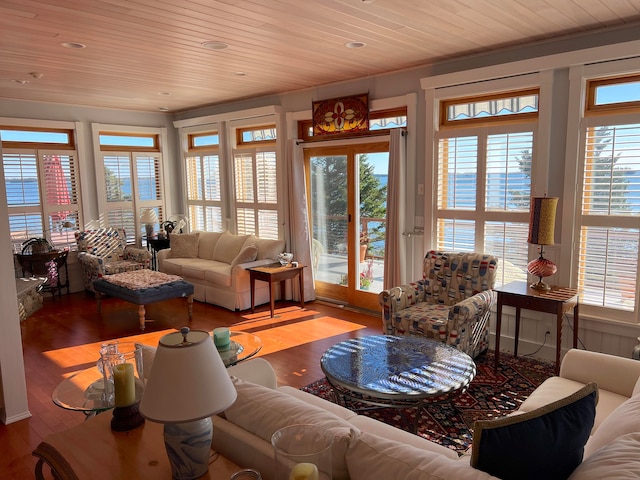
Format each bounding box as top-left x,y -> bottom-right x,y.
164,417 -> 213,480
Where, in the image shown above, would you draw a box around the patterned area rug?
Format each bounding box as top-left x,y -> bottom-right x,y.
301,350 -> 554,455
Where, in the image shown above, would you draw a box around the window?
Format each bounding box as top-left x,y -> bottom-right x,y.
1,127 -> 81,251
185,131 -> 224,231
576,75 -> 640,313
95,130 -> 165,242
435,89 -> 538,286
233,148 -> 279,239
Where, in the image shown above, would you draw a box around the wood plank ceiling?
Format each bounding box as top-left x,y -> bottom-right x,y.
1,0 -> 639,113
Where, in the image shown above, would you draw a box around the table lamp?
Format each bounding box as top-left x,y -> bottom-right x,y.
140,208 -> 159,238
527,196 -> 559,291
139,327 -> 237,480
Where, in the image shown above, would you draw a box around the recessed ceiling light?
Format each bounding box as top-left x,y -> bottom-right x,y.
360,0 -> 375,4
234,72 -> 247,77
158,92 -> 171,96
345,41 -> 366,48
201,41 -> 229,50
158,107 -> 169,112
60,41 -> 86,49
12,79 -> 29,85
30,72 -> 44,79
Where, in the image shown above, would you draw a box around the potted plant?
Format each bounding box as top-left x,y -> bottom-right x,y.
359,231 -> 369,263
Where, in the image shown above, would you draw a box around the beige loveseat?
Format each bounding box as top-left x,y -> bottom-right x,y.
218,351 -> 640,480
157,231 -> 285,311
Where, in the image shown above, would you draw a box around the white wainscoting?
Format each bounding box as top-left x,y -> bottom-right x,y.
490,306 -> 640,362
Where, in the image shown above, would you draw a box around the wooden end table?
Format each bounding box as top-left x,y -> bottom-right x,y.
494,281 -> 579,375
33,411 -> 241,480
247,263 -> 305,317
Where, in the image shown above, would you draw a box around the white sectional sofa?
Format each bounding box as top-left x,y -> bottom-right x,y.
219,351 -> 640,480
157,231 -> 285,311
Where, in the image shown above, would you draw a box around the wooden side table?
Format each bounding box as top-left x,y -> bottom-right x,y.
247,263 -> 305,317
33,411 -> 241,480
494,281 -> 579,375
147,236 -> 171,270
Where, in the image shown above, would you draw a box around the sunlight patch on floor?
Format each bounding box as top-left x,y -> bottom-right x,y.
248,316 -> 366,356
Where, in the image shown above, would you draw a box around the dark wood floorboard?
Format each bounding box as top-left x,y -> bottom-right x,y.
0,292 -> 380,479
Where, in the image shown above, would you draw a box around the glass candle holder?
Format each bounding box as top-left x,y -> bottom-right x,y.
99,341 -> 145,407
272,424 -> 333,480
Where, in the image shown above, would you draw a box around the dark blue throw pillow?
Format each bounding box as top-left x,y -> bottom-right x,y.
471,382 -> 598,480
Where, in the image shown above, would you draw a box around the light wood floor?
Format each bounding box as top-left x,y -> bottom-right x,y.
1,291 -> 381,479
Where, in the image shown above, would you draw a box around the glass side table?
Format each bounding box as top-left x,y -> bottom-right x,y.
219,331 -> 263,367
52,366 -> 118,417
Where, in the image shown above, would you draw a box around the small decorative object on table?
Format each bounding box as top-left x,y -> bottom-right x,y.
230,469 -> 262,480
278,252 -> 293,266
213,327 -> 231,351
527,196 -> 558,291
272,424 -> 333,480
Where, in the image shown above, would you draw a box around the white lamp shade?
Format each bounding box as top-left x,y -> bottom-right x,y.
139,329 -> 237,424
140,208 -> 159,224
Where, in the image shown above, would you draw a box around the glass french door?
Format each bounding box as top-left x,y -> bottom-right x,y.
305,142 -> 388,311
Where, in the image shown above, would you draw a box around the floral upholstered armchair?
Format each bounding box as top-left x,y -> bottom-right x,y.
378,250 -> 498,358
75,228 -> 151,292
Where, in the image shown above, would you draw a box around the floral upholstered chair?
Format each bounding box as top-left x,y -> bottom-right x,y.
378,250 -> 498,358
75,228 -> 152,292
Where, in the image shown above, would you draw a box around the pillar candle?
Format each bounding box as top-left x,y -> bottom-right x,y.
289,463 -> 319,480
213,327 -> 231,350
113,362 -> 136,407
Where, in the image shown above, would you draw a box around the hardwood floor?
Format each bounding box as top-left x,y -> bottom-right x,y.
1,291 -> 381,479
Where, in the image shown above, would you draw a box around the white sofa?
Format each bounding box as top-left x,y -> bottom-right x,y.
157,231 -> 285,311
219,351 -> 640,480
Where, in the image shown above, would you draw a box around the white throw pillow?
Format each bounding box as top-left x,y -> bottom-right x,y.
584,392 -> 640,457
212,232 -> 250,264
224,378 -> 359,480
345,432 -> 498,480
197,231 -> 223,260
169,232 -> 200,258
255,238 -> 286,260
569,432 -> 640,479
230,245 -> 258,266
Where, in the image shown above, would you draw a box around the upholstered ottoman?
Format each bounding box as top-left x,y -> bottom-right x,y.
93,270 -> 194,331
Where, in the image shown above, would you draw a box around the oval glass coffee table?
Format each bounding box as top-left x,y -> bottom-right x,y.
320,335 -> 476,432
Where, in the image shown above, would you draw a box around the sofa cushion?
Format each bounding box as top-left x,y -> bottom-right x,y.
197,231 -> 223,260
584,392 -> 640,458
169,232 -> 200,258
231,245 -> 258,266
213,232 -> 250,264
471,382 -> 597,480
225,378 -> 359,480
569,432 -> 640,479
346,432 -> 498,480
255,237 -> 286,260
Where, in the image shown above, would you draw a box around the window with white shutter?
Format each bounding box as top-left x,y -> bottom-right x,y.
98,130 -> 165,243
185,131 -> 223,232
233,149 -> 279,239
1,127 -> 81,251
578,118 -> 640,312
435,90 -> 537,286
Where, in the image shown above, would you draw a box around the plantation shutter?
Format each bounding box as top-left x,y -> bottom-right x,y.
185,152 -> 223,232
578,123 -> 640,310
233,148 -> 279,239
3,151 -> 44,241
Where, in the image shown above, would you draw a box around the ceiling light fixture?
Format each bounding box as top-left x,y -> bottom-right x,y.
12,79 -> 29,85
234,72 -> 247,77
60,41 -> 87,49
201,41 -> 229,50
30,72 -> 44,79
158,92 -> 171,96
345,41 -> 366,48
158,107 -> 169,112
